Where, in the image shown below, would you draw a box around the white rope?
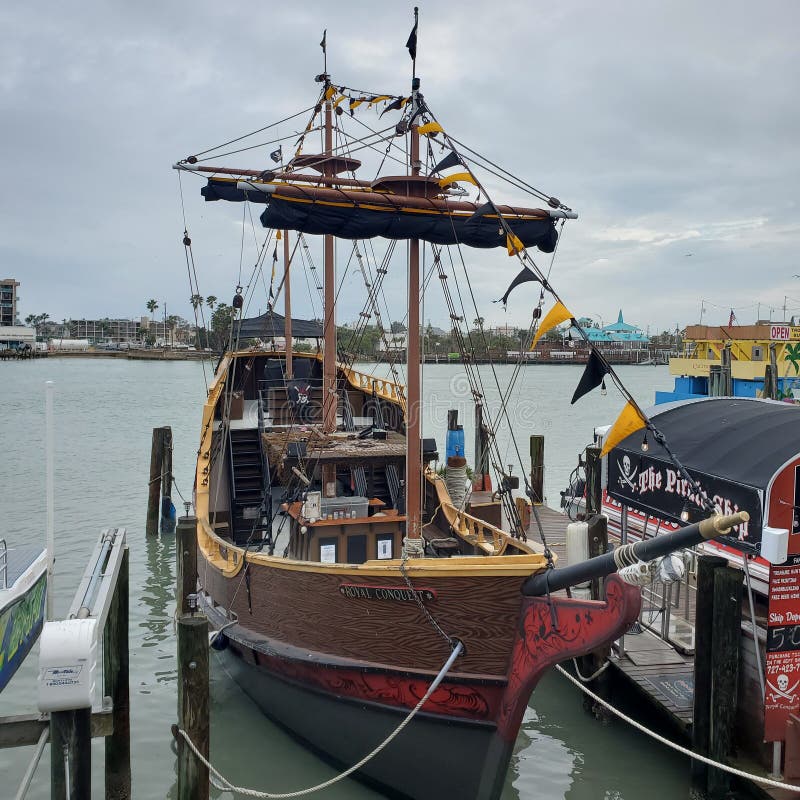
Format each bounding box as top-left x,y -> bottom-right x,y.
178,641 -> 464,797
571,657 -> 610,683
555,663 -> 800,793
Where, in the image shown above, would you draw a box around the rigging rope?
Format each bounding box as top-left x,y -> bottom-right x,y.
555,663 -> 800,794
177,640 -> 464,798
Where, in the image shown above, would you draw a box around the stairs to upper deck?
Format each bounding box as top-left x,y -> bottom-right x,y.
228,428 -> 270,545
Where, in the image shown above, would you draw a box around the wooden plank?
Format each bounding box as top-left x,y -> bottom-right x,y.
0,705 -> 113,749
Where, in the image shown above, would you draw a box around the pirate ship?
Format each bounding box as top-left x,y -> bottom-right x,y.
174,16 -> 744,799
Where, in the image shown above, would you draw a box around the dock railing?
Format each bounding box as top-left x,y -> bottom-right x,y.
0,538 -> 7,589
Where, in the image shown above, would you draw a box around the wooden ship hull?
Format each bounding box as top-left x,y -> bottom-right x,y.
194,351 -> 642,799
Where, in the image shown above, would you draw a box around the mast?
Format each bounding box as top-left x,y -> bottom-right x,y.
406,78 -> 422,541
322,84 -> 337,434
283,229 -> 293,379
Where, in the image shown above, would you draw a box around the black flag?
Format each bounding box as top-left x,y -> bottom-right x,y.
431,150 -> 461,174
406,11 -> 418,60
380,97 -> 406,116
571,349 -> 610,404
320,30 -> 326,52
270,146 -> 282,163
495,266 -> 541,307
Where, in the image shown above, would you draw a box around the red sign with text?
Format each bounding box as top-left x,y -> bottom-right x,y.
765,560 -> 800,741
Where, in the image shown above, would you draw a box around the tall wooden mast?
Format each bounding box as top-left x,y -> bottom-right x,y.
405,81 -> 422,541
322,88 -> 337,434
283,230 -> 293,380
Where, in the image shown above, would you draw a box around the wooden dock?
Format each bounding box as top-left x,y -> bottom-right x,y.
524,505 -> 786,799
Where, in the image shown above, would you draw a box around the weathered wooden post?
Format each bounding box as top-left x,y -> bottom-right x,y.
707,565 -> 743,799
584,445 -> 602,517
160,427 -> 176,534
146,426 -> 169,536
176,614 -> 210,800
104,545 -> 131,799
691,554 -> 728,793
473,403 -> 491,492
577,512 -> 611,719
50,708 -> 92,800
175,510 -> 209,800
176,516 -> 199,616
529,435 -> 544,504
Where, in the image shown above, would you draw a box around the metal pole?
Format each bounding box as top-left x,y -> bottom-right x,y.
742,554 -> 766,700
14,727 -> 48,800
45,380 -> 55,619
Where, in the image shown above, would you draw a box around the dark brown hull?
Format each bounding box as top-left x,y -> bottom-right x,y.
199,549 -> 641,799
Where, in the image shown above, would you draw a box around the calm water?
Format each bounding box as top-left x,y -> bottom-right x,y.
0,357 -> 697,799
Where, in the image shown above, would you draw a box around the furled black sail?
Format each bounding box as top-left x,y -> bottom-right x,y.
201,179 -> 559,253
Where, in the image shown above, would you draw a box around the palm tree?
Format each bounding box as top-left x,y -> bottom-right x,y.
166,315 -> 180,348
190,294 -> 204,311
205,295 -> 217,312
146,299 -> 159,321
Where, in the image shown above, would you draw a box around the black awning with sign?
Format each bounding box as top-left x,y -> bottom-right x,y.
607,398 -> 800,554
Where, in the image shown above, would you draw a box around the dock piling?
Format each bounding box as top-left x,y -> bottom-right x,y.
584,445 -> 602,517
177,614 -> 210,800
104,546 -> 131,799
707,565 -> 743,799
692,555 -> 742,798
50,708 -> 92,800
176,516 -> 198,617
529,435 -> 544,504
147,426 -> 171,536
579,513 -> 611,719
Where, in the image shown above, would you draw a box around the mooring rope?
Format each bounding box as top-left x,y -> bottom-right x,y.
555,663 -> 800,793
177,640 -> 463,797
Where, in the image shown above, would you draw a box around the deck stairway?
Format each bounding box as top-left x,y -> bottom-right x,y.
228,428 -> 270,545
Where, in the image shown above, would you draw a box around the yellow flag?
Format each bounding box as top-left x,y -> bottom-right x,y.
324,85 -> 337,100
418,121 -> 444,136
439,172 -> 477,187
333,94 -> 347,108
530,301 -> 572,350
506,232 -> 525,256
276,230 -> 282,240
600,401 -> 647,457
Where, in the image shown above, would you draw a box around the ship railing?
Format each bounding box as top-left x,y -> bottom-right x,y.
427,471 -> 527,557
0,538 -> 7,589
451,509 -> 507,556
342,366 -> 406,411
632,546 -> 698,651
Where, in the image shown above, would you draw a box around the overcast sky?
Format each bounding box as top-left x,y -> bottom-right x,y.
2,0 -> 798,333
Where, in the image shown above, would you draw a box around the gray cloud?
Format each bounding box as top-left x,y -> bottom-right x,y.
1,0 -> 797,332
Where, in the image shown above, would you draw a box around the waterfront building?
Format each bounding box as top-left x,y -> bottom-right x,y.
0,278 -> 20,326
568,310 -> 650,350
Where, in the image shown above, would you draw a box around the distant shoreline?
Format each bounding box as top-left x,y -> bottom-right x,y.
46,348 -> 216,361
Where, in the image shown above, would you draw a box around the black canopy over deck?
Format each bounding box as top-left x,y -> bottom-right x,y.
606,398 -> 800,554
237,311 -> 322,340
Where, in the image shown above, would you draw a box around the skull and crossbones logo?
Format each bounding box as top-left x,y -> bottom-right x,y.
768,673 -> 799,704
617,454 -> 638,492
